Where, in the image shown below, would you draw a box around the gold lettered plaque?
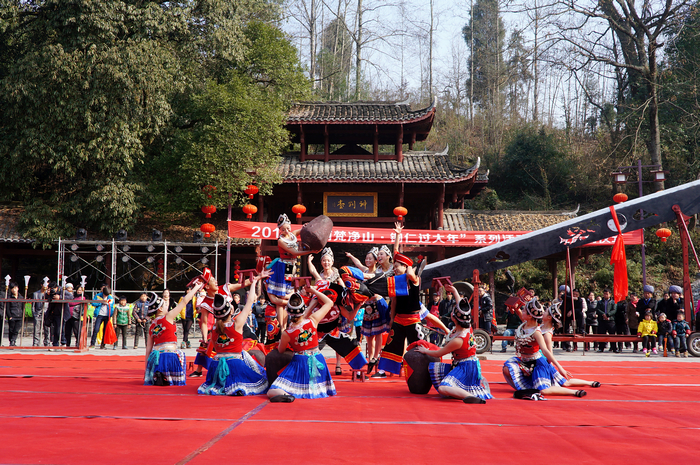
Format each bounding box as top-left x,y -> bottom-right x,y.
324,192 -> 377,217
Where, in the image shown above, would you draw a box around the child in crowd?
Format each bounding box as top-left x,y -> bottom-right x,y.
656,313 -> 674,357
637,310 -> 658,357
113,296 -> 132,350
673,313 -> 691,357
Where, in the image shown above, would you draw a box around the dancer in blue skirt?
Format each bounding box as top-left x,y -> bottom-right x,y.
267,286 -> 336,402
502,298 -> 590,399
197,275 -> 268,396
417,285 -> 492,404
144,283 -> 203,386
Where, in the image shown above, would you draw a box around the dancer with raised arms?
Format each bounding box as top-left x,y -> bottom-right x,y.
197,275 -> 268,396
144,282 -> 204,386
266,285 -> 336,402
189,267 -> 271,378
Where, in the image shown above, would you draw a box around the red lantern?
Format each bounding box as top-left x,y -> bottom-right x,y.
656,228 -> 672,242
201,205 -> 216,218
613,193 -> 628,204
244,185 -> 259,199
393,206 -> 408,221
233,260 -> 241,282
202,185 -> 217,199
200,223 -> 215,238
292,204 -> 306,219
242,204 -> 258,219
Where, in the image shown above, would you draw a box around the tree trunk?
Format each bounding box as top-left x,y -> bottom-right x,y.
647,46 -> 664,191
309,0 -> 318,89
355,0 -> 363,101
429,0 -> 434,102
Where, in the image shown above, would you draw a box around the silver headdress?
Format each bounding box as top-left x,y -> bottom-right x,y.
277,213 -> 291,228
321,247 -> 334,260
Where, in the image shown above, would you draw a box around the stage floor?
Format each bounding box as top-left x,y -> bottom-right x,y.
0,352 -> 697,465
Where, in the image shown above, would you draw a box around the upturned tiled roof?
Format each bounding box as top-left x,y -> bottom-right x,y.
287,99 -> 436,124
279,151 -> 481,184
0,207 -> 32,243
444,208 -> 580,232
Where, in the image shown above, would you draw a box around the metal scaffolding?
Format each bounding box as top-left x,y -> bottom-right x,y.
57,239 -> 219,296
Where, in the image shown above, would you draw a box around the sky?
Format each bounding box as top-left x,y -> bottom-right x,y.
281,0 -> 526,98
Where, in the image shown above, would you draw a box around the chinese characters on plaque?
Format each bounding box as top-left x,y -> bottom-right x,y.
324,192 -> 377,217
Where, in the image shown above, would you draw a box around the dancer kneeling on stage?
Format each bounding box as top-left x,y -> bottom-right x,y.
144,282 -> 204,386
502,298 -> 592,399
416,285 -> 492,404
197,275 -> 268,396
267,286 -> 336,402
540,300 -> 601,391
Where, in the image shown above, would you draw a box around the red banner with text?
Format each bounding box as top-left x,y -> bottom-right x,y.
228,221 -> 644,248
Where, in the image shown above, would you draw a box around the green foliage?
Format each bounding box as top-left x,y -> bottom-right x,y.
144,20 -> 310,211
0,0 -> 310,245
490,127 -> 575,209
659,2 -> 700,187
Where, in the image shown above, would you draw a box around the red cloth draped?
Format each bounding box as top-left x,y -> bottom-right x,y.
609,206 -> 628,303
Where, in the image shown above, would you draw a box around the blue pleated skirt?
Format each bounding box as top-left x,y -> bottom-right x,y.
503,352 -> 566,391
429,357 -> 493,399
267,260 -> 294,297
269,349 -> 336,399
361,300 -> 391,337
144,347 -> 186,386
197,352 -> 269,396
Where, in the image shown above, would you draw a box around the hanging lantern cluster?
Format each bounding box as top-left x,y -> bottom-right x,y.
613,193 -> 628,204
393,206 -> 408,221
233,260 -> 241,283
243,183 -> 258,221
656,228 -> 672,242
199,185 -> 218,239
292,204 -> 306,219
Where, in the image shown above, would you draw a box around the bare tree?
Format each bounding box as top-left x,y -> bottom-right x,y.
285,0 -> 323,88
550,0 -> 691,191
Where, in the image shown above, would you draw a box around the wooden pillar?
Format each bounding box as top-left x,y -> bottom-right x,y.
257,194 -> 264,222
437,245 -> 446,261
399,182 -> 404,208
409,132 -> 416,150
324,124 -> 329,163
373,124 -> 379,162
396,124 -> 403,162
489,271 -> 495,303
300,126 -> 306,162
438,183 -> 445,229
296,184 -> 303,225
570,249 -> 581,290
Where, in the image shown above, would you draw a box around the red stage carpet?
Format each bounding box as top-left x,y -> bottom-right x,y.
0,354 -> 697,464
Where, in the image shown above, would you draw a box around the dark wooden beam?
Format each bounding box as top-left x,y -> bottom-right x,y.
396,124 -> 404,162
373,124 -> 379,163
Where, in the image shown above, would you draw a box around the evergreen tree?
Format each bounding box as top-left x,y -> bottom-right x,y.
462,0 -> 506,112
